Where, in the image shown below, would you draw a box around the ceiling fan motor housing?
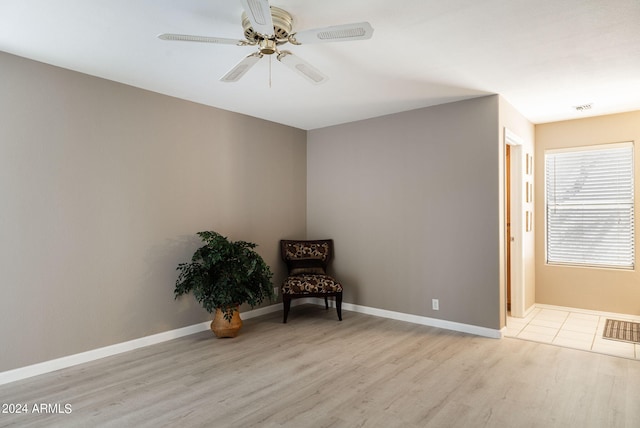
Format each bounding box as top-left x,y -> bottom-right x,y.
242,6 -> 293,45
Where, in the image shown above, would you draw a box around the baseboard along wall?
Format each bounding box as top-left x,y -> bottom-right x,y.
0,299 -> 501,386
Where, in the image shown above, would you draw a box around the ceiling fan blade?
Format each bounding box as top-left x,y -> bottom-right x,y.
240,0 -> 274,37
220,52 -> 263,82
276,51 -> 328,85
158,33 -> 249,46
290,22 -> 374,44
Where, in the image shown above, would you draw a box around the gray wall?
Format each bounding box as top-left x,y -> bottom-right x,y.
0,52 -> 307,372
307,96 -> 502,329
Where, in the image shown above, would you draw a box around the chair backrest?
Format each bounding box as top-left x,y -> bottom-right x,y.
280,239 -> 334,275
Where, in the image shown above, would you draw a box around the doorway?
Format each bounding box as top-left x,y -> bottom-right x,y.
505,128 -> 525,318
506,144 -> 511,311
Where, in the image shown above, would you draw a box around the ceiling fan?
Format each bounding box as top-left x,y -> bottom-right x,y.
158,0 -> 374,84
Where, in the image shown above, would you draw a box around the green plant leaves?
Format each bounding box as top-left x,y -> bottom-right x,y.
174,231 -> 274,317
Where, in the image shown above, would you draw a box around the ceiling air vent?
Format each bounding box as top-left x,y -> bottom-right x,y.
574,103 -> 593,112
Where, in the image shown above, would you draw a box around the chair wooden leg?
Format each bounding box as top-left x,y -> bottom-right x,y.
283,295 -> 291,323
336,292 -> 343,321
324,296 -> 329,310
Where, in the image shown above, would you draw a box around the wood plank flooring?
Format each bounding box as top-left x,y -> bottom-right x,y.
1,305 -> 639,427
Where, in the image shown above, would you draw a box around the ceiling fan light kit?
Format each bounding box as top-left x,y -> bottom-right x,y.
158,0 -> 373,84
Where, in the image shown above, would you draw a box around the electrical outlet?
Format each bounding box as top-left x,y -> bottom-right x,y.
432,299 -> 439,310
273,287 -> 279,296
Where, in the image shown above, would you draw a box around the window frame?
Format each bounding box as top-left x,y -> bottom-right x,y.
544,141 -> 635,270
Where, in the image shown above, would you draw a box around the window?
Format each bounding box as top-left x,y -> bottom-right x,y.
545,143 -> 634,269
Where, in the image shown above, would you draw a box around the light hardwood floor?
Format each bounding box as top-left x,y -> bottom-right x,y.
1,305 -> 639,427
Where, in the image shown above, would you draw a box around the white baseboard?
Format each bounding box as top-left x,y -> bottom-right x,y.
303,297 -> 502,338
336,300 -> 502,339
0,304 -> 282,386
0,299 -> 501,386
523,303 -> 537,318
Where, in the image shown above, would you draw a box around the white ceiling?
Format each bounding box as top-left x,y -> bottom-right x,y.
1,0 -> 639,130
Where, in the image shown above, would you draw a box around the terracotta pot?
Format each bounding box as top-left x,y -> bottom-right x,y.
211,307 -> 242,338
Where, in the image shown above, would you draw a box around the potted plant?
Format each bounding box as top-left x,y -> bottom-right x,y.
174,231 -> 274,338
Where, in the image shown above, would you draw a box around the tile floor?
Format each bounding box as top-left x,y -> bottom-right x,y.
505,304 -> 640,360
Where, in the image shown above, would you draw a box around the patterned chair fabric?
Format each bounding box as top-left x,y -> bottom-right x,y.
282,274 -> 343,294
280,239 -> 343,323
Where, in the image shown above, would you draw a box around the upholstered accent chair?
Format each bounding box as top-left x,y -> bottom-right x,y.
280,239 -> 343,323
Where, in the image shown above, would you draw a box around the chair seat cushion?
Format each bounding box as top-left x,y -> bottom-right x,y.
282,274 -> 343,294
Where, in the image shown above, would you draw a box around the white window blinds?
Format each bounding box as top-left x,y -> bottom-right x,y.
545,143 -> 634,269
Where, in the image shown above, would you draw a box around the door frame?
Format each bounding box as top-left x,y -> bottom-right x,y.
504,128 -> 525,318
